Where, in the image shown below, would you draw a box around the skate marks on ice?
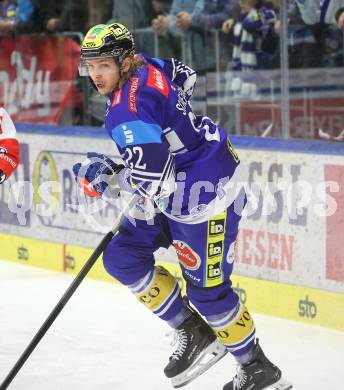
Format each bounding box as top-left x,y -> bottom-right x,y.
1,261 -> 344,390
171,340 -> 227,388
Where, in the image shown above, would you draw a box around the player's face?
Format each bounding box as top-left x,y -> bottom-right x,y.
86,58 -> 119,95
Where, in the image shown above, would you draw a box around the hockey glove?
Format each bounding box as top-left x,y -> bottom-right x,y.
0,169 -> 6,184
73,152 -> 124,198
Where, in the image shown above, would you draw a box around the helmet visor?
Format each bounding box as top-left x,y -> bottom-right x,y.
78,54 -> 117,77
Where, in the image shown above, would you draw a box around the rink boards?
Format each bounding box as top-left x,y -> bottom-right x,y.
1,231 -> 344,331
0,124 -> 344,331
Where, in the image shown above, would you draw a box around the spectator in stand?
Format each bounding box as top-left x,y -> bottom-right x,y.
39,0 -> 90,33
261,0 -> 280,68
152,0 -> 204,37
35,1 -> 91,126
152,0 -> 172,15
222,0 -> 277,96
194,0 -> 240,31
336,6 -> 344,29
291,0 -> 344,29
0,0 -> 44,35
108,0 -> 154,54
150,0 -> 181,58
288,0 -> 344,68
108,0 -> 153,30
191,0 -> 241,71
152,0 -> 206,72
0,0 -> 16,21
268,0 -> 280,34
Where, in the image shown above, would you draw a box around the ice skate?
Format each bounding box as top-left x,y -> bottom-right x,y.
164,301 -> 227,388
223,339 -> 292,390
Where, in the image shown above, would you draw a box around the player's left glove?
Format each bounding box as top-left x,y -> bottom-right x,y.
73,152 -> 125,198
0,169 -> 7,184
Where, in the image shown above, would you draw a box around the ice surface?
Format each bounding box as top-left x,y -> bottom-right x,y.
1,261 -> 343,390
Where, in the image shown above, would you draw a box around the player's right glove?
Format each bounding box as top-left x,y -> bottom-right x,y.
0,169 -> 7,184
73,152 -> 125,198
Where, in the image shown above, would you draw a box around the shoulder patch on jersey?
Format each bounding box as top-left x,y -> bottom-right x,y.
111,120 -> 162,148
147,64 -> 169,97
112,89 -> 122,107
128,77 -> 140,113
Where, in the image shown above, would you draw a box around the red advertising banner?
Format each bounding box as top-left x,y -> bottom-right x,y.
325,164 -> 344,282
239,98 -> 344,139
0,35 -> 82,124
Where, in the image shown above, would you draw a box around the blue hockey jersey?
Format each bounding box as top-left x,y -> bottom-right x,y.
104,55 -> 246,223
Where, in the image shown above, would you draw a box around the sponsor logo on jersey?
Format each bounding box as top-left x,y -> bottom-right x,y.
0,153 -> 17,168
208,218 -> 225,236
172,240 -> 201,270
0,147 -> 8,153
112,121 -> 162,148
128,77 -> 140,112
123,127 -> 134,144
112,89 -> 122,107
207,262 -> 222,279
147,64 -> 169,97
208,240 -> 223,258
79,178 -> 100,197
205,211 -> 226,287
183,269 -> 201,283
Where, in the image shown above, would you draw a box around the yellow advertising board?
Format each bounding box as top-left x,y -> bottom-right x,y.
1,233 -> 343,331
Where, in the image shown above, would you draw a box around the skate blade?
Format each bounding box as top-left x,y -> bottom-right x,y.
267,378 -> 293,390
171,339 -> 227,388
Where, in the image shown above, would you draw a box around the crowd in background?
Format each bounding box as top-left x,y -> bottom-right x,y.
1,0 -> 344,71
1,0 -> 344,136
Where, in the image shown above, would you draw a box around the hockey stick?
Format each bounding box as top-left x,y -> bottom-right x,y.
0,195 -> 136,390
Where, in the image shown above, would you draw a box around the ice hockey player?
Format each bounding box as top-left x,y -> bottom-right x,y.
73,22 -> 292,390
0,107 -> 19,184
